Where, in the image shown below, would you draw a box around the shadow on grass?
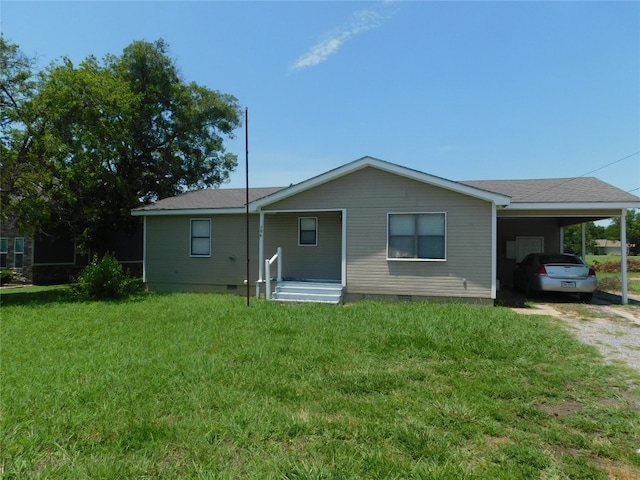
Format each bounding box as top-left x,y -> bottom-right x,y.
0,285 -> 149,306
496,287 -> 640,308
0,285 -> 81,306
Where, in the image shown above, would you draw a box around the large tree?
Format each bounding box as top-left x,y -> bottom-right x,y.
2,39 -> 242,254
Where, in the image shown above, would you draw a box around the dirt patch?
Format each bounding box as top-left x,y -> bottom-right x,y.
538,400 -> 584,417
512,298 -> 640,374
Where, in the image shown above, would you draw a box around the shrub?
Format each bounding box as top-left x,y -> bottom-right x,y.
74,253 -> 142,300
0,269 -> 14,285
591,258 -> 640,273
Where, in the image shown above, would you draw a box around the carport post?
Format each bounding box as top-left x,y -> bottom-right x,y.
581,223 -> 587,261
621,209 -> 628,305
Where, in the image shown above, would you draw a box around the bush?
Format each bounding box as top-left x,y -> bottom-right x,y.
591,258 -> 640,273
74,253 -> 142,300
0,269 -> 14,285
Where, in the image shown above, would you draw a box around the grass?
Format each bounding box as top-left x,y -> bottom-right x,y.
585,255 -> 640,296
2,292 -> 640,479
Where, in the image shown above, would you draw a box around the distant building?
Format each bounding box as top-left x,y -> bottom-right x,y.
0,217 -> 143,284
593,239 -> 635,256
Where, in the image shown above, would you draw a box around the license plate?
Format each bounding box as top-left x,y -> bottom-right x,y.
561,281 -> 576,288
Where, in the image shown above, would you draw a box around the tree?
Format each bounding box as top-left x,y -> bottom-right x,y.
2,39 -> 242,254
606,209 -> 640,255
562,222 -> 604,255
0,37 -> 40,227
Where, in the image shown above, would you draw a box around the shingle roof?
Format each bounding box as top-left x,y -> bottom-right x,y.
461,177 -> 640,203
134,187 -> 286,212
133,169 -> 640,215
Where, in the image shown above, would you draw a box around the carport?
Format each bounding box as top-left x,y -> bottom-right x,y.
462,177 -> 640,304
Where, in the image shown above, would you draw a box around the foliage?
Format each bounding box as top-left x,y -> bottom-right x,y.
562,222 -> 604,255
0,269 -> 14,284
1,39 -> 242,253
605,209 -> 640,255
591,257 -> 640,273
2,296 -> 639,478
563,210 -> 640,256
73,253 -> 142,300
0,37 -> 40,228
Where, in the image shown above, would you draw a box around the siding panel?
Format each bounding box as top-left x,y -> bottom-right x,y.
266,167 -> 494,299
146,215 -> 261,291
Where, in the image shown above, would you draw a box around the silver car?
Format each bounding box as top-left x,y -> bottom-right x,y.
513,253 -> 597,302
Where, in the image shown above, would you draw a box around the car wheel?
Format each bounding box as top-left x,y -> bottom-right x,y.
525,281 -> 536,298
579,293 -> 593,303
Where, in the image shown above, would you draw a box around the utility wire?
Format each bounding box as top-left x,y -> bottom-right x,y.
519,150 -> 640,200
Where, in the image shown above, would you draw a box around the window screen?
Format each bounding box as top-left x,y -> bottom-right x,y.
388,213 -> 446,260
190,219 -> 211,256
299,217 -> 317,246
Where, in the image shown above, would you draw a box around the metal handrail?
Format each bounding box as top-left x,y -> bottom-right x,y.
265,247 -> 282,300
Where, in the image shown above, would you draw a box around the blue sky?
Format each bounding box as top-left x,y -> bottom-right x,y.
2,1 -> 639,193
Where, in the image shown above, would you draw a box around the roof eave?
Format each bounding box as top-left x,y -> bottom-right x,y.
505,201 -> 640,210
132,207 -> 249,216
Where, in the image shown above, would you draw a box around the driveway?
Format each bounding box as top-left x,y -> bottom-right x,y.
503,289 -> 640,373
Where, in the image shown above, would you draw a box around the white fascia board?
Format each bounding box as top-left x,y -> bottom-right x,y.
506,202 -> 640,210
250,156 -> 511,209
132,207 -> 248,216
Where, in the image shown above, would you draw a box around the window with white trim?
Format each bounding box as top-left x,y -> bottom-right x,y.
388,213 -> 446,260
299,217 -> 317,246
14,237 -> 25,269
190,219 -> 211,257
0,238 -> 7,268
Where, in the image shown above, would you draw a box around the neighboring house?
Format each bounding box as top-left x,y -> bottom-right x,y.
0,217 -> 33,281
593,239 -> 635,256
0,217 -> 143,284
132,156 -> 640,304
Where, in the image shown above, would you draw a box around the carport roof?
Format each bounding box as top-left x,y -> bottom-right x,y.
461,177 -> 640,204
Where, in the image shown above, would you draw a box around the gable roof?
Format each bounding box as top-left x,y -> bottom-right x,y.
132,157 -> 640,216
461,177 -> 639,203
462,177 -> 640,210
250,156 -> 512,209
132,187 -> 285,216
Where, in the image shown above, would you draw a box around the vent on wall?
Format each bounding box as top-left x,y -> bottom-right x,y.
227,285 -> 238,291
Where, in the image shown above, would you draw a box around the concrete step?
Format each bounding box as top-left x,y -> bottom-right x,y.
272,281 -> 343,304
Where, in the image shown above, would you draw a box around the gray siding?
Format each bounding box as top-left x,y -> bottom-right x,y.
265,167 -> 494,299
145,214 -> 260,292
263,212 -> 341,281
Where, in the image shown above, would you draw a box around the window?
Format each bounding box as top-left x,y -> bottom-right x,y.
190,219 -> 211,257
388,213 -> 446,260
299,217 -> 317,246
0,238 -> 7,268
14,237 -> 25,269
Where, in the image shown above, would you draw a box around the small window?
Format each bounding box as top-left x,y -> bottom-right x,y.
388,213 -> 446,260
14,237 -> 25,269
0,238 -> 7,268
299,217 -> 317,246
190,219 -> 211,257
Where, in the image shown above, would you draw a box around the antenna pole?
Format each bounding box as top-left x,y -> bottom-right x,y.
245,108 -> 250,307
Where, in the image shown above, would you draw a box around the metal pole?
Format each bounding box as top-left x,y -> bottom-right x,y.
245,108 -> 250,307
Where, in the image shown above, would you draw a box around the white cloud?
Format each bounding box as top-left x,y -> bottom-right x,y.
290,2 -> 396,73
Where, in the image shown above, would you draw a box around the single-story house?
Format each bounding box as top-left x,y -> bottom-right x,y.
132,156 -> 640,304
593,239 -> 635,256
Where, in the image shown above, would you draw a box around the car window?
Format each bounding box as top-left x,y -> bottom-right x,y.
539,255 -> 582,265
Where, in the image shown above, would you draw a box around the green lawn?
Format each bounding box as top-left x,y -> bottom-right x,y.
2,291 -> 639,479
586,255 -> 640,295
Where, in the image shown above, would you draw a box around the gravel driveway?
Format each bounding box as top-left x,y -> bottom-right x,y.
510,291 -> 640,373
